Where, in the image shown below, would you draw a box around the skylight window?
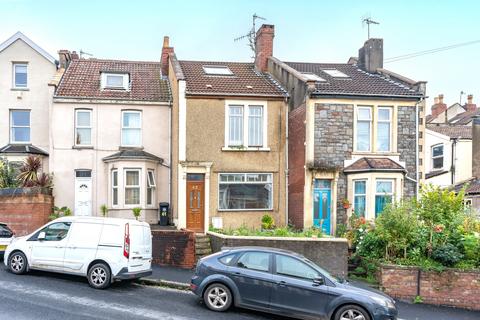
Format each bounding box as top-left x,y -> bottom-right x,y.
301,72 -> 326,82
322,69 -> 350,78
101,72 -> 129,90
203,66 -> 233,75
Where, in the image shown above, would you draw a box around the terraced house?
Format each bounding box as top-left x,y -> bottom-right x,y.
264,27 -> 427,234
51,53 -> 171,222
164,32 -> 288,232
0,32 -> 57,171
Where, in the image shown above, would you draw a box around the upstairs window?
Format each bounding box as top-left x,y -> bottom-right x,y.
356,107 -> 372,152
377,107 -> 392,152
121,111 -> 142,147
75,110 -> 92,146
432,144 -> 444,170
226,102 -> 266,148
203,66 -> 233,76
13,63 -> 28,88
101,73 -> 129,90
10,110 -> 30,143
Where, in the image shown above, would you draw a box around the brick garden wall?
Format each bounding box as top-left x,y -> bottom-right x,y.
151,229 -> 196,269
208,231 -> 349,277
0,188 -> 53,236
288,104 -> 306,228
379,265 -> 480,310
314,103 -> 353,225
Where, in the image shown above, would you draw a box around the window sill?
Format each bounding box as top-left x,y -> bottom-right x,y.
218,208 -> 274,212
352,151 -> 400,156
119,146 -> 144,150
221,146 -> 270,152
72,145 -> 94,150
11,88 -> 29,91
10,141 -> 31,145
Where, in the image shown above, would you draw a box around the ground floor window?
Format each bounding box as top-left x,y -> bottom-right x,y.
125,169 -> 141,205
218,173 -> 272,210
354,180 -> 367,217
112,169 -> 118,206
375,179 -> 394,217
147,169 -> 156,206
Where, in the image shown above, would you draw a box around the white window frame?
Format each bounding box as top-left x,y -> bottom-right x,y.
218,173 -> 273,211
75,109 -> 92,146
13,63 -> 28,88
124,169 -> 141,206
10,109 -> 31,144
376,107 -> 392,152
431,144 -> 444,170
224,101 -> 268,150
355,106 -> 372,152
146,169 -> 156,206
353,179 -> 367,217
101,72 -> 129,90
202,65 -> 233,75
121,110 -> 142,147
111,169 -> 118,207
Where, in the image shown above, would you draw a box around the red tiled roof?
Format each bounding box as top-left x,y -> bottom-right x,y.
56,59 -> 171,102
427,125 -> 472,139
344,157 -> 406,173
452,178 -> 480,195
178,60 -> 286,97
285,62 -> 422,98
449,109 -> 480,125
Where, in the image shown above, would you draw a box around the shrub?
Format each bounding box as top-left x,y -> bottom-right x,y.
49,206 -> 72,221
100,204 -> 108,217
132,207 -> 142,220
17,156 -> 53,188
335,223 -> 347,237
0,158 -> 18,188
261,214 -> 275,230
431,243 -> 463,267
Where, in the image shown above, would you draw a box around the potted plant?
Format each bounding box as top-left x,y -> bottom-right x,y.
132,207 -> 142,221
341,198 -> 351,209
100,204 -> 108,217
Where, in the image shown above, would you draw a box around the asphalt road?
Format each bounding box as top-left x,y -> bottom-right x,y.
0,264 -> 479,320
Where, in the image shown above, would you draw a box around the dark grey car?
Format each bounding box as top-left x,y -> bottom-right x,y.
191,247 -> 397,320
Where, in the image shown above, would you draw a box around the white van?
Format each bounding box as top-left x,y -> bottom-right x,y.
4,216 -> 152,289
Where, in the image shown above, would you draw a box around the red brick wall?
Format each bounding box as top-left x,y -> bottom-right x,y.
254,24 -> 274,72
288,104 -> 306,228
0,191 -> 53,236
380,265 -> 480,310
151,229 -> 196,269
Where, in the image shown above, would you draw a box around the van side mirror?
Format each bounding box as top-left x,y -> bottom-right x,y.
313,277 -> 325,286
38,231 -> 46,241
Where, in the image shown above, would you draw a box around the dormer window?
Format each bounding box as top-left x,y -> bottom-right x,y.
101,72 -> 129,90
203,66 -> 233,76
322,69 -> 350,78
301,72 -> 326,82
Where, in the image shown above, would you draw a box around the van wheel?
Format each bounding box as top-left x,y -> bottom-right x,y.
87,263 -> 111,289
333,304 -> 371,320
203,283 -> 232,312
8,252 -> 27,275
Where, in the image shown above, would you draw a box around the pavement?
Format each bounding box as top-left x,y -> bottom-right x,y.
0,262 -> 479,320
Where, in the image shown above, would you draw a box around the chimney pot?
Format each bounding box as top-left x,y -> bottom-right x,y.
254,24 -> 275,72
465,94 -> 476,112
163,36 -> 170,48
161,36 -> 174,77
431,94 -> 448,120
438,94 -> 444,103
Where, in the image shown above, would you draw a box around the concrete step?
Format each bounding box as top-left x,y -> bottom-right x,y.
195,248 -> 212,255
195,237 -> 210,244
195,244 -> 211,251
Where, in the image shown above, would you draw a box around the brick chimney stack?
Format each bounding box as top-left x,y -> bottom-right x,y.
472,116 -> 480,178
254,24 -> 274,72
465,94 -> 477,112
358,38 -> 383,73
58,50 -> 72,69
161,36 -> 174,77
431,94 -> 447,119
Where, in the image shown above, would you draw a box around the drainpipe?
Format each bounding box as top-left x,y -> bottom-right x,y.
284,96 -> 289,226
451,138 -> 457,185
414,98 -> 423,198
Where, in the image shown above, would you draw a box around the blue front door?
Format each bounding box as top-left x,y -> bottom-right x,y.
313,180 -> 331,235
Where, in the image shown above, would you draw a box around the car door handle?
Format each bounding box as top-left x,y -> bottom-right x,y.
277,281 -> 287,287
234,272 -> 243,276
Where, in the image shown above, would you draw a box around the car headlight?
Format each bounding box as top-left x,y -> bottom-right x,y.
371,296 -> 395,309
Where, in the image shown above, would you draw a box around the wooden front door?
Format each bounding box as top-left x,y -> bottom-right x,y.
186,174 -> 205,231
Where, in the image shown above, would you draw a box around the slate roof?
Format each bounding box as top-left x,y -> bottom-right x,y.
0,144 -> 48,156
284,62 -> 422,98
425,170 -> 449,179
452,178 -> 480,195
427,125 -> 472,139
449,109 -> 480,125
178,60 -> 287,97
344,157 -> 406,173
56,59 -> 171,102
102,149 -> 164,163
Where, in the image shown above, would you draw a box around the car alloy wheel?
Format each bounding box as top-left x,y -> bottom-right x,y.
203,283 -> 232,312
87,263 -> 111,289
340,309 -> 367,320
10,254 -> 24,272
91,267 -> 107,286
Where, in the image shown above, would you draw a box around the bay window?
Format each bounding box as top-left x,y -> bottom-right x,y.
375,179 -> 394,217
219,173 -> 272,210
124,169 -> 140,205
353,180 -> 367,217
112,170 -> 118,206
121,111 -> 141,147
147,170 -> 156,206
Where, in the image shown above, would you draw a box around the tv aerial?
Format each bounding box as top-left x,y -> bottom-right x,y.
235,13 -> 266,58
361,14 -> 380,39
79,49 -> 93,59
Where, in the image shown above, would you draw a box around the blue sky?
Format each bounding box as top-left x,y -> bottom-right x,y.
1,0 -> 479,109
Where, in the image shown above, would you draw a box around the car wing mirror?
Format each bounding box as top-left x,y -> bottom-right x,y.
313,277 -> 325,286
38,231 -> 46,241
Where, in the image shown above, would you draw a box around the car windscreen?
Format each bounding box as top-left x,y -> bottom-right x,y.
0,225 -> 13,238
